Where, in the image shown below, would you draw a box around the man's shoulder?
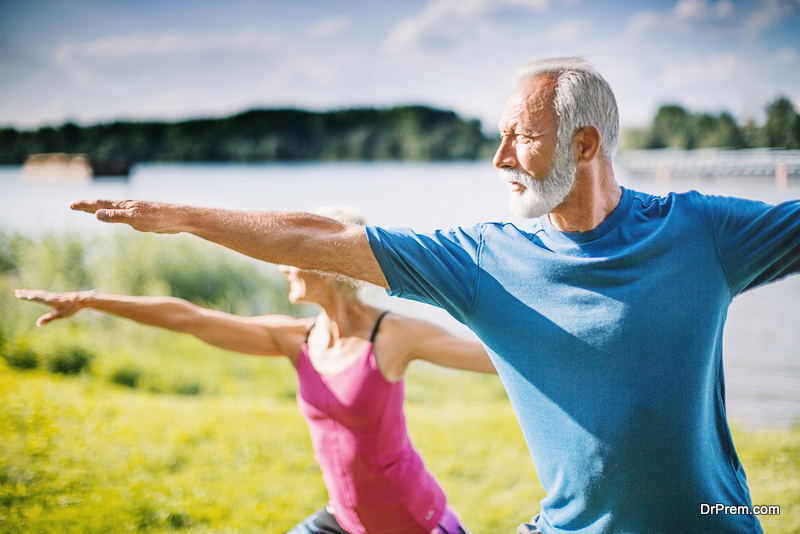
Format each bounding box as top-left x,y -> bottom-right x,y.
626,187 -> 714,215
369,221 -> 537,241
627,187 -> 706,204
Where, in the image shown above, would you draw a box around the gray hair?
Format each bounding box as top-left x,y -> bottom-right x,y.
516,57 -> 619,159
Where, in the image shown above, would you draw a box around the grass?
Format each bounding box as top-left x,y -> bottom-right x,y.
1,342 -> 799,533
0,351 -> 538,533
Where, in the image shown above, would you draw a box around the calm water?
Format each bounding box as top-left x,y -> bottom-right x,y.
1,161 -> 799,429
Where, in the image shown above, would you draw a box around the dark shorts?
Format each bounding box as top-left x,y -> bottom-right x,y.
286,505 -> 471,534
287,507 -> 349,534
516,515 -> 544,534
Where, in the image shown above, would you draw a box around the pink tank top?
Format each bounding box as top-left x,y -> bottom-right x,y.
296,313 -> 447,534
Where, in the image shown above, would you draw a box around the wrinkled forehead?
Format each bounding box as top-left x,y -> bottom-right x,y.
498,74 -> 559,131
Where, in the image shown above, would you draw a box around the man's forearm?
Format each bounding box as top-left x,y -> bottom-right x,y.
71,200 -> 389,288
181,207 -> 337,270
169,206 -> 387,284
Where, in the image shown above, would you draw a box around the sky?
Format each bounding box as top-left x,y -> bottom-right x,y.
1,0 -> 799,134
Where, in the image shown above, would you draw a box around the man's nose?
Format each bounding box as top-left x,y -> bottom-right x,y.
493,136 -> 516,169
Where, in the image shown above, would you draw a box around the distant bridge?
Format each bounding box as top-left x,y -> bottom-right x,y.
616,149 -> 800,181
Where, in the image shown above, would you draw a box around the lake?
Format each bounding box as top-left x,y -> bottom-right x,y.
1,160 -> 799,429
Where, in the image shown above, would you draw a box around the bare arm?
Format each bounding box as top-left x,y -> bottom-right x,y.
405,320 -> 497,374
14,289 -> 311,359
374,314 -> 497,381
70,200 -> 389,289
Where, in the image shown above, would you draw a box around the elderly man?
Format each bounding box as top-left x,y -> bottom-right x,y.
73,57 -> 799,534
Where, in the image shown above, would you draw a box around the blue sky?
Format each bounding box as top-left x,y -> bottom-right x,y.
1,0 -> 799,133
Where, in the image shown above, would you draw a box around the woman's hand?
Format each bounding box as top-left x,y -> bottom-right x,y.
14,289 -> 90,327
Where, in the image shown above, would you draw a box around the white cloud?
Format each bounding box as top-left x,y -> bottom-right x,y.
743,0 -> 800,36
776,48 -> 798,63
659,52 -> 741,86
625,0 -> 734,36
53,30 -> 284,85
55,30 -> 281,65
625,10 -> 661,37
307,16 -> 352,39
673,0 -> 708,21
545,18 -> 593,43
383,0 -> 549,53
672,0 -> 732,21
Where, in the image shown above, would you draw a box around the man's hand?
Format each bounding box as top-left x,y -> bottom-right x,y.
71,199 -> 181,234
15,289 -> 89,327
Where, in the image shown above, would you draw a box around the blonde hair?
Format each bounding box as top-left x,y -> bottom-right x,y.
313,205 -> 366,294
314,205 -> 365,226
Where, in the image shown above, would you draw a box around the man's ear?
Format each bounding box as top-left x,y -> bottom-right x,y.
574,126 -> 602,163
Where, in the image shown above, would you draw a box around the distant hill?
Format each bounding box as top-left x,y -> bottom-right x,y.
0,106 -> 499,168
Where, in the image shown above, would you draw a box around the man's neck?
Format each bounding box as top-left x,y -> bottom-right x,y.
547,164 -> 622,233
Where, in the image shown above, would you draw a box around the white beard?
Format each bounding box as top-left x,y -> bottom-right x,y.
499,138 -> 577,219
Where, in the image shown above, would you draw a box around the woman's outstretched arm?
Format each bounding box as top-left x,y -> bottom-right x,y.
14,289 -> 310,359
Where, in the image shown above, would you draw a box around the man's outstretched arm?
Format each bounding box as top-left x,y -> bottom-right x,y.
71,199 -> 389,289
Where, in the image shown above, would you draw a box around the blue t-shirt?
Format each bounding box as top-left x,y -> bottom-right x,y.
366,187 -> 800,534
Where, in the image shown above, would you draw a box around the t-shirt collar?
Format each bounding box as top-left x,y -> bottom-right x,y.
539,187 -> 633,244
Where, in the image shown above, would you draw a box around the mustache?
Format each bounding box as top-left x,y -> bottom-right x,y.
498,168 -> 534,186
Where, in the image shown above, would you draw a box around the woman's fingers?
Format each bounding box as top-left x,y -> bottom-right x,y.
15,289 -> 59,305
37,312 -> 58,327
15,289 -> 77,326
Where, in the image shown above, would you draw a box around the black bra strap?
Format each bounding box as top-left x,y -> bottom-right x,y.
369,311 -> 390,343
305,318 -> 317,343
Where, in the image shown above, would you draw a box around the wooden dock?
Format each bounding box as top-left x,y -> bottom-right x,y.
22,153 -> 131,183
616,148 -> 800,181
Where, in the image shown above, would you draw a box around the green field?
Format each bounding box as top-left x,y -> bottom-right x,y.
1,230 -> 798,533
0,334 -> 540,533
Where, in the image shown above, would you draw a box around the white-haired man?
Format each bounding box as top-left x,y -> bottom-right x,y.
73,57 -> 799,533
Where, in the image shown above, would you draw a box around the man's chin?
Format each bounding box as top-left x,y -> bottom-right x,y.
509,194 -> 551,219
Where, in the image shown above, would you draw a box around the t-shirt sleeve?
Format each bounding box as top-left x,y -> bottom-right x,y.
365,225 -> 482,324
705,194 -> 800,294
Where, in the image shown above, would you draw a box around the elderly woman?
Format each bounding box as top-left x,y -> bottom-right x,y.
15,208 -> 494,534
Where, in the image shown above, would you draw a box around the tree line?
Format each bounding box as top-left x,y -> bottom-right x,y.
0,106 -> 498,169
625,97 -> 800,151
2,97 -> 799,169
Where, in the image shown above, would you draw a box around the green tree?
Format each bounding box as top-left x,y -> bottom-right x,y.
761,97 -> 800,149
0,106 -> 496,165
647,105 -> 693,149
694,113 -> 745,149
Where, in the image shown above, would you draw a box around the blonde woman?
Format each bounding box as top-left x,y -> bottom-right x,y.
16,208 -> 494,534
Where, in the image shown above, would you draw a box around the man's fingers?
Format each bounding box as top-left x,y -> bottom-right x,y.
70,198 -> 173,233
95,208 -> 130,223
70,199 -> 104,212
70,200 -> 144,226
70,199 -> 128,213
